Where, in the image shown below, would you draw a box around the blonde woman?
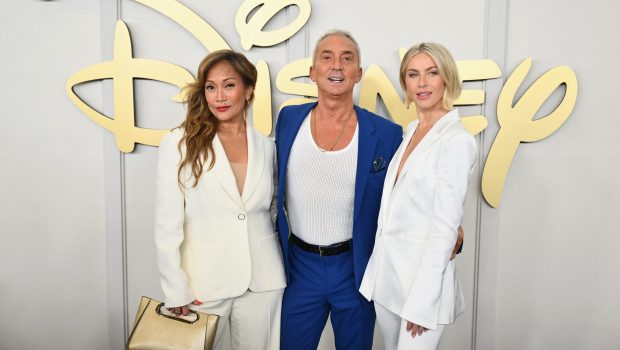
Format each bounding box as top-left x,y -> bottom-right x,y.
360,42 -> 476,350
155,50 -> 285,350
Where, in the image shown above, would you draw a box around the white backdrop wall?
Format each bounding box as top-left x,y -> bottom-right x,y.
495,1 -> 620,349
1,0 -> 618,350
0,0 -> 108,349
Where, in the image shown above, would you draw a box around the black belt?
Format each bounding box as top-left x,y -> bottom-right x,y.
289,234 -> 351,256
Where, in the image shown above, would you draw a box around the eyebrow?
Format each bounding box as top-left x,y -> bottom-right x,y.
319,49 -> 355,56
205,77 -> 238,83
406,66 -> 438,72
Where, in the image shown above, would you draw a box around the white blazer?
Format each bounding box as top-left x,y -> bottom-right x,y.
155,126 -> 286,308
359,109 -> 476,330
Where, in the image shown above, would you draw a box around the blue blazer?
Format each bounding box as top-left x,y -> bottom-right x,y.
275,102 -> 403,289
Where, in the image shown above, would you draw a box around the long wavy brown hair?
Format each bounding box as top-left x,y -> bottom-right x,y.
177,50 -> 257,189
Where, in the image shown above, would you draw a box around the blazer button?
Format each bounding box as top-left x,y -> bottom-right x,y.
238,213 -> 246,220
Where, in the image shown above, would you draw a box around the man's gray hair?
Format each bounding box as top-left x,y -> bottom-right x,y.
312,29 -> 361,65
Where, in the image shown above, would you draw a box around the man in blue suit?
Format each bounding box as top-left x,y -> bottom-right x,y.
275,30 -> 403,350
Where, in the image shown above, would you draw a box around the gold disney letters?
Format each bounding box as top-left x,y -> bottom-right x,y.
482,58 -> 578,207
67,0 -> 578,207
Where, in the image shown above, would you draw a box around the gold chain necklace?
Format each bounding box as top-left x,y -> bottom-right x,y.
312,107 -> 355,152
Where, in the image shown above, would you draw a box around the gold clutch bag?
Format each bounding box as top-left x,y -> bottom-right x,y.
127,296 -> 219,350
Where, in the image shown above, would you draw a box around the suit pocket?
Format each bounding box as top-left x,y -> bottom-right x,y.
186,243 -> 231,299
383,236 -> 426,299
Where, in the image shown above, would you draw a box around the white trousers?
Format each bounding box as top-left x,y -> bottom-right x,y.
375,302 -> 445,350
192,288 -> 283,350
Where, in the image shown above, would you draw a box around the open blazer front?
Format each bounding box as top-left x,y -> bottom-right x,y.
274,102 -> 403,289
359,109 -> 477,330
155,126 -> 286,308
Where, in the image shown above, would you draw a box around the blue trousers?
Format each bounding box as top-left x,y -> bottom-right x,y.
281,242 -> 375,350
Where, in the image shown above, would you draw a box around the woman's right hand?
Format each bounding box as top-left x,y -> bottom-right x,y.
167,304 -> 190,316
167,300 -> 202,316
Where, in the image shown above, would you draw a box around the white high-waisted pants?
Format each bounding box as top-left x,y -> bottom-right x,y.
192,288 -> 284,350
375,301 -> 445,350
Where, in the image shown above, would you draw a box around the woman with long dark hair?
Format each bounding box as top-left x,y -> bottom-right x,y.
155,50 -> 285,350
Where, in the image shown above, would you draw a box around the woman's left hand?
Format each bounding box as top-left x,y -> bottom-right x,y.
406,321 -> 427,338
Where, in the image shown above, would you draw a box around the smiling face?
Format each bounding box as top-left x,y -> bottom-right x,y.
309,34 -> 362,99
204,61 -> 253,124
404,52 -> 447,115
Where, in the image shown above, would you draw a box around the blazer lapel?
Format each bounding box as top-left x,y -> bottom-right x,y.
397,109 -> 461,181
353,106 -> 377,224
378,120 -> 415,225
212,134 -> 243,206
241,126 -> 264,203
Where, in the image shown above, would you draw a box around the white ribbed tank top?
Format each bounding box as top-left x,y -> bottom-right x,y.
285,115 -> 358,245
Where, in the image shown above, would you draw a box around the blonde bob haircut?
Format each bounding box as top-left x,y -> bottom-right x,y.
399,42 -> 461,111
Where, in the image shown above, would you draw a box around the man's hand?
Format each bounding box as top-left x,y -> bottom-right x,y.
450,225 -> 464,260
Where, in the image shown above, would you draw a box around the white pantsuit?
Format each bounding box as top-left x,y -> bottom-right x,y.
360,109 -> 476,349
155,126 -> 286,350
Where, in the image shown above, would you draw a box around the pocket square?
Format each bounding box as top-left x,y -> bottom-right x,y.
372,156 -> 387,172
